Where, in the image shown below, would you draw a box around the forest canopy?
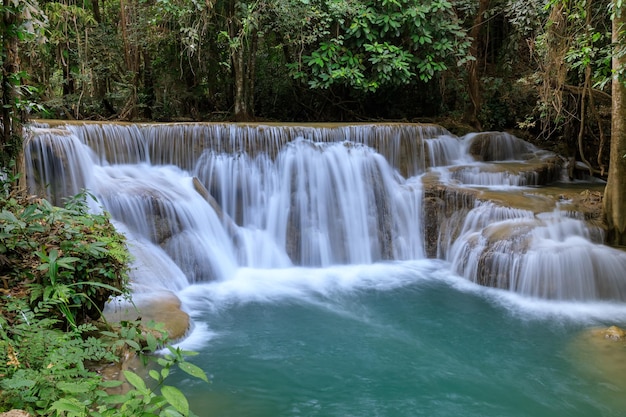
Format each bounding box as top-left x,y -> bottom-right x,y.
0,0 -> 620,175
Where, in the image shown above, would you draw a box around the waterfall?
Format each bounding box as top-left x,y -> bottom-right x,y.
24,123 -> 426,287
446,202 -> 626,300
23,122 -> 626,302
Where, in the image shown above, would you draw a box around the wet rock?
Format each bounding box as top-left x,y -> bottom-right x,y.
468,132 -> 537,161
533,155 -> 563,185
193,176 -> 242,244
0,411 -> 31,417
448,156 -> 562,187
104,291 -> 190,341
472,221 -> 535,290
370,166 -> 394,260
423,179 -> 478,258
423,196 -> 445,258
576,189 -> 604,221
602,325 -> 626,341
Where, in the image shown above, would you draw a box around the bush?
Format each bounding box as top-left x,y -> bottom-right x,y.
0,298 -> 208,417
0,183 -> 130,329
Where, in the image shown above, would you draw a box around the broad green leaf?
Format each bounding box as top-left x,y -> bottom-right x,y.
146,331 -> 158,352
57,381 -> 92,393
161,385 -> 189,416
149,369 -> 161,381
162,408 -> 185,417
123,370 -> 148,392
100,380 -> 125,388
50,398 -> 86,414
178,361 -> 209,383
100,393 -> 132,405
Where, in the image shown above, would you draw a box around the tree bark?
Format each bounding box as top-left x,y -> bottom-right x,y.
604,4 -> 626,246
463,0 -> 489,130
229,1 -> 256,121
1,0 -> 22,170
233,45 -> 249,121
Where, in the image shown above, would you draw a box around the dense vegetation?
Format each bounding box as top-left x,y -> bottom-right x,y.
1,1 -> 616,144
0,172 -> 208,416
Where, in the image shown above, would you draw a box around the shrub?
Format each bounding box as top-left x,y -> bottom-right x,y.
0,184 -> 130,329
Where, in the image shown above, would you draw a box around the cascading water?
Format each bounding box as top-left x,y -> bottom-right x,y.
445,201 -> 626,300
25,123 -> 431,284
23,122 -> 626,417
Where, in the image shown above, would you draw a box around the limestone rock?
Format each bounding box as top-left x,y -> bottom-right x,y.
468,132 -> 537,161
104,291 -> 190,341
603,325 -> 626,341
0,411 -> 31,417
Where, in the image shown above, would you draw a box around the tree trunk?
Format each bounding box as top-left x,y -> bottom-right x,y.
233,46 -> 249,121
119,0 -> 140,120
604,4 -> 626,246
142,48 -> 154,120
229,1 -> 256,122
1,0 -> 22,172
463,0 -> 489,130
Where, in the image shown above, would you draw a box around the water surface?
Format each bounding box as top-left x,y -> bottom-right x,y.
171,261 -> 626,417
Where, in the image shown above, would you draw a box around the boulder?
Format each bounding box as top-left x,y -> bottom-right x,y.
602,325 -> 626,341
104,291 -> 190,341
0,411 -> 31,417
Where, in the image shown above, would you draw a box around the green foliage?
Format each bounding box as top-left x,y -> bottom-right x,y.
289,0 -> 471,92
84,346 -> 209,417
0,298 -> 209,417
0,298 -> 115,415
0,178 -> 131,328
0,0 -> 47,154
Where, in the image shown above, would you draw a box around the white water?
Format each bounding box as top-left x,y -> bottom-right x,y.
23,123 -> 626,305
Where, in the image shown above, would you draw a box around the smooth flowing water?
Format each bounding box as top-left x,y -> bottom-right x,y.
173,263 -> 626,417
24,123 -> 626,417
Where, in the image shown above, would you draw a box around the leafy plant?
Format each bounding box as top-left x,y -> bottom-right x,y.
0,184 -> 131,329
291,0 -> 471,92
85,346 -> 209,417
1,298 -> 209,417
1,174 -> 208,416
0,298 -> 115,415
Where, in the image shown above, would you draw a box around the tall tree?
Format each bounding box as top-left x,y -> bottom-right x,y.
1,0 -> 45,173
290,0 -> 471,94
1,0 -> 22,169
463,0 -> 489,130
534,0 -> 612,173
604,0 -> 626,245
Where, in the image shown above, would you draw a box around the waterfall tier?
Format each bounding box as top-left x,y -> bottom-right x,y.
23,122 -> 626,302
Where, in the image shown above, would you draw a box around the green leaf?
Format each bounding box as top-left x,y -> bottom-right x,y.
57,381 -> 92,393
145,331 -> 158,352
161,385 -> 189,416
50,398 -> 87,415
125,339 -> 141,350
123,370 -> 148,392
99,393 -> 132,405
178,362 -> 209,383
100,380 -> 125,388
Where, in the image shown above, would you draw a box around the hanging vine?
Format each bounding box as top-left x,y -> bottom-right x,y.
535,0 -> 612,176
